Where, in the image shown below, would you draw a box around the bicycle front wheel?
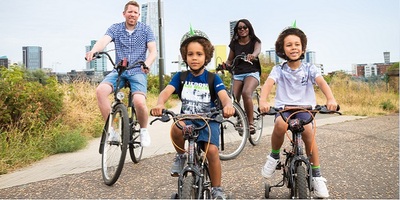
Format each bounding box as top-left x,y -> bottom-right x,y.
294,164 -> 309,199
180,174 -> 197,199
199,156 -> 211,199
249,90 -> 263,145
101,103 -> 129,186
219,101 -> 249,160
128,107 -> 143,163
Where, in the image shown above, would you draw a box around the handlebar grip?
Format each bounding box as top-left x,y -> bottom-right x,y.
122,58 -> 127,67
84,52 -> 101,61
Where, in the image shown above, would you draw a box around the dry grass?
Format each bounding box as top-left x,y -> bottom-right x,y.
316,75 -> 399,116
60,82 -> 179,139
60,82 -> 104,138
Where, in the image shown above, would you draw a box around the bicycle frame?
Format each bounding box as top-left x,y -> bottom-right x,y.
150,110 -> 222,199
178,124 -> 210,199
94,51 -> 146,185
263,105 -> 341,198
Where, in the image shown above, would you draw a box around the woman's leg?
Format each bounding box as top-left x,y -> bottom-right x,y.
232,80 -> 243,102
242,76 -> 259,131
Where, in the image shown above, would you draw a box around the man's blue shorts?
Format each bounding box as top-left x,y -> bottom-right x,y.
101,71 -> 147,95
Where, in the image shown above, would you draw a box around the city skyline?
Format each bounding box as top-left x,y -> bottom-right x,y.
0,0 -> 399,74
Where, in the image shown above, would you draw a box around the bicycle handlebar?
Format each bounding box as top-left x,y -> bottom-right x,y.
149,108 -> 223,132
260,105 -> 342,125
216,52 -> 257,74
86,51 -> 148,70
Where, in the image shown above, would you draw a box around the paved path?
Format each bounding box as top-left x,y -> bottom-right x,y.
0,112 -> 365,190
0,114 -> 398,199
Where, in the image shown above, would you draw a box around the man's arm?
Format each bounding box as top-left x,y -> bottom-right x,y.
145,41 -> 157,67
85,35 -> 112,61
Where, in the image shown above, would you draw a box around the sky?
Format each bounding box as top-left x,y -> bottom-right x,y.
0,0 -> 399,74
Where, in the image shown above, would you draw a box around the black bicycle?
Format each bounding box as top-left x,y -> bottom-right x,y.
262,105 -> 341,199
150,109 -> 223,199
91,51 -> 147,186
215,53 -> 263,160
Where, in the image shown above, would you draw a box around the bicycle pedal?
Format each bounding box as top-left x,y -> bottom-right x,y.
276,162 -> 282,170
170,172 -> 179,177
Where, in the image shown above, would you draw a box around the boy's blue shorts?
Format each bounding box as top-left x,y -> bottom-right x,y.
184,119 -> 220,147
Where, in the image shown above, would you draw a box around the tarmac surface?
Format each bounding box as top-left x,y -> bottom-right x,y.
0,112 -> 398,199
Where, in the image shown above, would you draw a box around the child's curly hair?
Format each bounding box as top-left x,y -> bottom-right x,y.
180,38 -> 214,66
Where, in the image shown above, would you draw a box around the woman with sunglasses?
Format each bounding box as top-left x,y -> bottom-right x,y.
225,19 -> 262,135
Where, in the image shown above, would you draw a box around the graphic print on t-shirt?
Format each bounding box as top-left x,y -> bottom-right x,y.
181,80 -> 211,114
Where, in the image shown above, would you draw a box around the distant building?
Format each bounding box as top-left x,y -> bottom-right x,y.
0,56 -> 8,68
352,51 -> 395,77
353,63 -> 393,77
384,52 -> 390,63
85,40 -> 107,72
229,20 -> 237,40
141,1 -> 163,75
22,46 -> 42,70
304,51 -> 316,65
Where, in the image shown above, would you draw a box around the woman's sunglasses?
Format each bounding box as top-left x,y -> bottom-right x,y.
238,26 -> 248,30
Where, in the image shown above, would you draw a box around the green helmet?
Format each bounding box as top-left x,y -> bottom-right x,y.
180,29 -> 210,48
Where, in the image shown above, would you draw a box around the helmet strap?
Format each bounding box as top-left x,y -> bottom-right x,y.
186,63 -> 205,75
286,53 -> 304,63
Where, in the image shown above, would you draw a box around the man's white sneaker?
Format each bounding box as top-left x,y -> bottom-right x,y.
107,127 -> 120,143
140,128 -> 151,147
261,155 -> 280,178
312,176 -> 329,198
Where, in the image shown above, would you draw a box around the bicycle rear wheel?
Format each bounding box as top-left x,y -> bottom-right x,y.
249,90 -> 263,145
101,103 -> 129,186
128,107 -> 143,163
219,101 -> 249,160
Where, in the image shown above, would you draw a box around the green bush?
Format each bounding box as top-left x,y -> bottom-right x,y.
0,66 -> 63,132
380,99 -> 396,111
0,66 -> 66,173
51,128 -> 87,154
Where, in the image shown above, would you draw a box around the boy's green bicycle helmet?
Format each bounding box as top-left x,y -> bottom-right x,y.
180,29 -> 210,48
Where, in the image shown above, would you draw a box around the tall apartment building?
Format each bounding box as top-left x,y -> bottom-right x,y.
22,46 -> 42,70
229,20 -> 237,40
304,51 -> 316,64
85,40 -> 107,72
141,1 -> 164,75
384,52 -> 390,63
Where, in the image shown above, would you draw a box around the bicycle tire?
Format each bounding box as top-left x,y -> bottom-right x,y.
180,174 -> 196,199
249,90 -> 263,145
128,107 -> 143,163
294,164 -> 309,199
219,101 -> 249,160
101,103 -> 129,186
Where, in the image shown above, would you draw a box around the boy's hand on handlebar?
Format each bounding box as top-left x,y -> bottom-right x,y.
222,104 -> 235,118
326,98 -> 338,111
259,100 -> 271,114
150,105 -> 164,116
